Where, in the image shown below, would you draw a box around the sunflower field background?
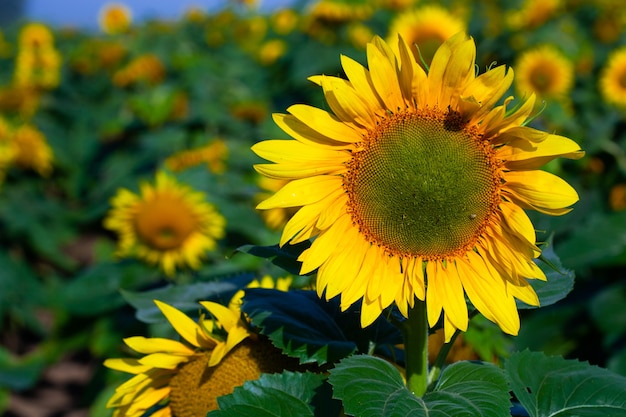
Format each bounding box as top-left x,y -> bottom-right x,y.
1,0 -> 626,416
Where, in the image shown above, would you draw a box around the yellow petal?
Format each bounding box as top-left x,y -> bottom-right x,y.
123,336 -> 195,355
499,134 -> 584,170
313,75 -> 377,127
199,301 -> 243,333
367,38 -> 404,111
289,104 -> 363,143
499,200 -> 537,249
504,170 -> 579,214
154,300 -> 214,349
138,352 -> 190,369
300,213 -> 352,275
256,175 -> 343,209
462,65 -> 513,121
273,113 -> 353,149
341,54 -> 386,113
104,358 -> 151,374
252,139 -> 348,163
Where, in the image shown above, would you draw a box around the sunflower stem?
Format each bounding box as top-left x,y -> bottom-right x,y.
400,300 -> 429,397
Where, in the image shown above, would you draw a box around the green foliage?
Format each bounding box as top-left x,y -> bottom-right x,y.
242,288 -> 402,365
212,371 -> 335,417
505,350 -> 626,417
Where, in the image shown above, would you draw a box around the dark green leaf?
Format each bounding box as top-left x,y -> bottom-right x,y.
329,355 -> 427,417
425,361 -> 511,417
506,350 -> 626,417
236,242 -> 311,275
211,371 -> 326,417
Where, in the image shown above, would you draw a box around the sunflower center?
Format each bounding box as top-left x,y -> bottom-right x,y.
345,109 -> 500,259
530,67 -> 553,93
169,339 -> 301,417
134,195 -> 197,250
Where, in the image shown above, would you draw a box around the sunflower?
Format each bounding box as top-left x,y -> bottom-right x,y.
17,23 -> 54,49
599,47 -> 626,109
514,45 -> 574,102
104,299 -> 295,416
99,2 -> 133,35
307,0 -> 374,23
387,5 -> 466,67
10,124 -> 54,176
112,54 -> 166,88
164,139 -> 229,175
253,33 -> 583,341
506,0 -> 562,31
103,171 -> 226,277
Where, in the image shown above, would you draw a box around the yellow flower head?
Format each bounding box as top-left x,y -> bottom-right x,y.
506,0 -> 562,31
103,171 -> 226,276
514,45 -> 574,101
14,47 -> 62,89
104,299 -> 277,416
271,8 -> 299,35
600,47 -> 626,109
387,5 -> 466,67
164,139 -> 229,175
18,23 -> 54,49
253,33 -> 584,341
113,54 -> 166,87
307,0 -> 375,23
99,2 -> 133,35
10,124 -> 54,176
257,39 -> 288,66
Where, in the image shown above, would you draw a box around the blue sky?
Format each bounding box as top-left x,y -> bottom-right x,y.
25,0 -> 296,29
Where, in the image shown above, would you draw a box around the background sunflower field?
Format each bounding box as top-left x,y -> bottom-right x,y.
0,0 -> 625,415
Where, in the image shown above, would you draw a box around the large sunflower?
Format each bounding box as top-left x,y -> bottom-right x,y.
253,33 -> 583,341
104,171 -> 226,276
104,300 -> 294,416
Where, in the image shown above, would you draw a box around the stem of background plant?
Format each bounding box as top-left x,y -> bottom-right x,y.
400,300 -> 428,397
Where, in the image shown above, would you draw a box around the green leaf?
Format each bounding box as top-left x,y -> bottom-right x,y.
236,242 -> 311,275
242,289 -> 402,366
505,350 -> 626,417
425,361 -> 511,417
330,356 -> 511,417
329,355 -> 427,417
211,371 -> 327,417
519,235 -> 575,309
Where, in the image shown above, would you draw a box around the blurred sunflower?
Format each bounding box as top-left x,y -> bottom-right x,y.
387,5 -> 466,67
99,2 -> 133,35
164,139 -> 229,175
10,124 -> 54,176
113,54 -> 166,87
506,0 -> 562,31
514,45 -> 574,102
105,299 -> 296,416
599,47 -> 626,109
103,171 -> 226,277
307,0 -> 374,23
253,33 -> 583,341
17,22 -> 54,49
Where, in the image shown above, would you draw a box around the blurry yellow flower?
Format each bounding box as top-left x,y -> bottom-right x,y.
347,22 -> 374,49
377,0 -> 418,11
307,0 -> 374,22
506,0 -> 562,31
253,33 -> 583,340
514,45 -> 574,101
0,118 -> 16,187
98,2 -> 133,35
257,39 -> 287,65
599,47 -> 626,109
387,5 -> 466,67
10,124 -> 54,176
0,86 -> 41,118
103,171 -> 226,276
593,11 -> 625,43
14,48 -> 62,89
18,23 -> 54,49
184,6 -> 207,23
271,8 -> 299,35
113,54 -> 166,87
164,139 -> 229,175
104,299 -> 294,416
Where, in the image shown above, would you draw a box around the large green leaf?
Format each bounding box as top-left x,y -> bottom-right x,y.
425,361 -> 511,417
328,355 -> 426,417
236,242 -> 311,276
505,350 -> 626,417
329,356 -> 510,417
242,289 -> 402,366
211,371 -> 329,417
